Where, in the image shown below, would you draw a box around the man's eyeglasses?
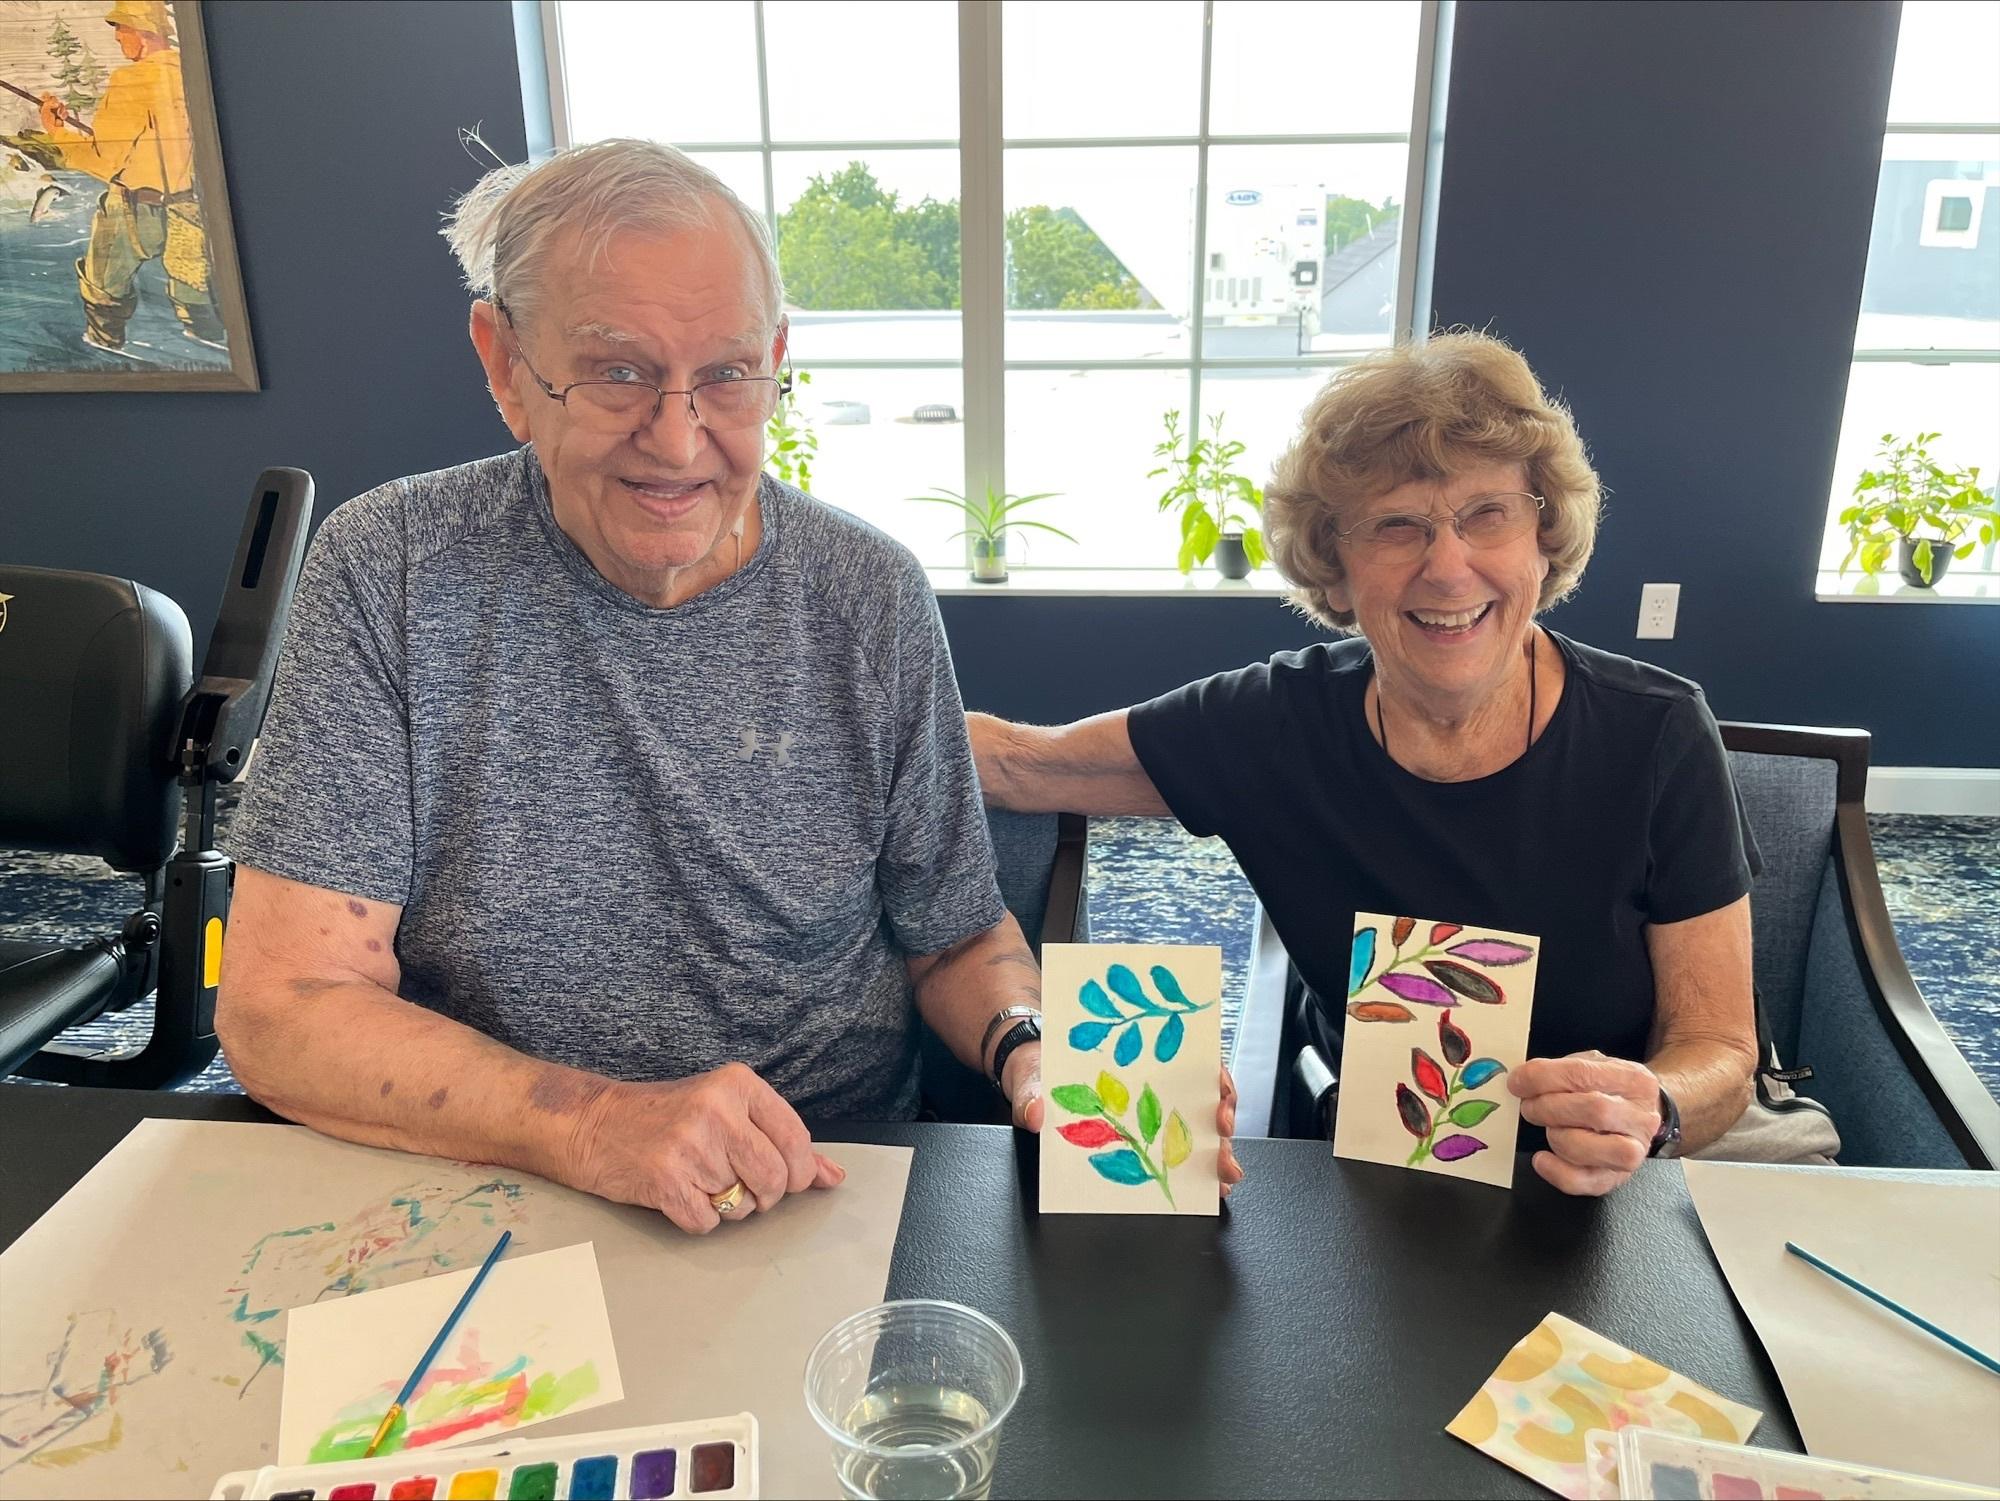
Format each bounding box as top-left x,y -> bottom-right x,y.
494,297 -> 791,434
1336,491 -> 1546,563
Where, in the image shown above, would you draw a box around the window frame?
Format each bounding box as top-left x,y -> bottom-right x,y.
540,0 -> 1448,577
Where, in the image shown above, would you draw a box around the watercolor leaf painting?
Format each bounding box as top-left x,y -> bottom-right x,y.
1068,962 -> 1216,1065
1051,1070 -> 1192,1207
1396,1013 -> 1509,1165
1346,916 -> 1532,1023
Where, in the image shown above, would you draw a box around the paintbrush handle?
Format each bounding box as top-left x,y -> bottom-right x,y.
1785,1241 -> 2000,1376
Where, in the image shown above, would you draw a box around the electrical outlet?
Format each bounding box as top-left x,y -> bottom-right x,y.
1637,582 -> 1680,640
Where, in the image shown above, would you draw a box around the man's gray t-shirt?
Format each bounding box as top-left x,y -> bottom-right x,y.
228,447 -> 1005,1118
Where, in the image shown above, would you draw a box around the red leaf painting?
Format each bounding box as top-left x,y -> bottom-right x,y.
1392,916 -> 1416,945
1411,1048 -> 1449,1104
1430,923 -> 1463,945
1056,1120 -> 1121,1149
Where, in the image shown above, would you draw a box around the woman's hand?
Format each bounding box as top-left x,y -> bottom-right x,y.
1508,1050 -> 1661,1196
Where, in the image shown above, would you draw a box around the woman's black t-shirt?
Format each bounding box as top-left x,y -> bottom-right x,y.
1126,630 -> 1759,1071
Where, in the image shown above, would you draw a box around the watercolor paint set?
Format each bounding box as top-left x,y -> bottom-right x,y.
210,1415 -> 759,1501
1583,1428 -> 1998,1501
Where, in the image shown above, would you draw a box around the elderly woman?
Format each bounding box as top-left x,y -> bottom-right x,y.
970,332 -> 1763,1196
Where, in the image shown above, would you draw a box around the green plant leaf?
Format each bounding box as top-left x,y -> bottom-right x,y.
1137,1083 -> 1162,1145
1243,529 -> 1268,569
1162,1110 -> 1192,1169
1049,1083 -> 1102,1116
1096,1070 -> 1130,1116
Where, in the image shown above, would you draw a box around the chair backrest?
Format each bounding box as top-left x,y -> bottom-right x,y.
1721,722 -> 1996,1169
0,567 -> 191,872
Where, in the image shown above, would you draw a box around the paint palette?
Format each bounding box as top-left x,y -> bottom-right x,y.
1590,1428 -> 1999,1500
209,1416 -> 758,1500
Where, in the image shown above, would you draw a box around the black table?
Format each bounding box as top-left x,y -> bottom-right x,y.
0,1085 -> 1803,1498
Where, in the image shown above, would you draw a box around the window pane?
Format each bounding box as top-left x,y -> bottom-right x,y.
1003,2 -> 1203,139
1855,135 -> 2000,352
1200,365 -> 1341,502
789,368 -> 967,567
765,2 -> 958,142
1819,362 -> 2000,570
1209,1 -> 1423,137
558,2 -> 761,144
1204,145 -> 1409,353
1004,147 -> 1197,361
1006,368 -> 1194,569
1888,1 -> 2000,127
771,152 -> 962,359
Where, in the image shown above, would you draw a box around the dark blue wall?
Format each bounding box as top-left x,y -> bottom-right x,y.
7,1 -> 1994,765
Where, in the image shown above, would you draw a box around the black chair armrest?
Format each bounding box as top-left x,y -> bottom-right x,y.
1291,1042 -> 1338,1142
1042,812 -> 1087,945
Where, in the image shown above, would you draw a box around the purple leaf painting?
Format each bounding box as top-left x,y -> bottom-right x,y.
1431,1134 -> 1490,1162
1378,971 -> 1458,1007
1445,939 -> 1535,966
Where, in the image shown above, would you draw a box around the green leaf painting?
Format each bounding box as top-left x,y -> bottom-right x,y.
1052,1068 -> 1190,1207
1064,962 -> 1216,1064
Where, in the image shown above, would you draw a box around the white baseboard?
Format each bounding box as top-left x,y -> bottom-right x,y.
1867,767 -> 2000,816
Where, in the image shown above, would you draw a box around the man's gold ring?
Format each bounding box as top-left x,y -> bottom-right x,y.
708,1181 -> 749,1215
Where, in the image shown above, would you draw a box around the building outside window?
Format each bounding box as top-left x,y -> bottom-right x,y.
1819,0 -> 1999,599
549,1 -> 1440,579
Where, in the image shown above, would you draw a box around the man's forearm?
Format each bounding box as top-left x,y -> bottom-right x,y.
223,975 -> 611,1185
909,915 -> 1041,1076
1649,1036 -> 1757,1152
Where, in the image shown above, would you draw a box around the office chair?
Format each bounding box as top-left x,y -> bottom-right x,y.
0,469 -> 314,1087
1257,722 -> 1999,1169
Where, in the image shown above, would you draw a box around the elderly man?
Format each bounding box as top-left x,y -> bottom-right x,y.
218,139 -> 1122,1234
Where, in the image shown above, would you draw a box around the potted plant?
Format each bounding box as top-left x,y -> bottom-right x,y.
1839,432 -> 1997,588
764,368 -> 818,490
1150,409 -> 1267,578
912,485 -> 1076,583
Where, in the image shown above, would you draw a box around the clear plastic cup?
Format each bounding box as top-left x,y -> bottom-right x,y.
804,1299 -> 1024,1500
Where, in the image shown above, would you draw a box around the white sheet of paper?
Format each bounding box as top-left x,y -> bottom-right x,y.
276,1241 -> 623,1465
1039,943 -> 1222,1216
0,1118 -> 911,1501
1682,1159 -> 2000,1487
1332,912 -> 1537,1189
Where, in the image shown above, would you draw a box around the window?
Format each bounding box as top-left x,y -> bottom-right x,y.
1820,1 -> 2000,592
548,1 -> 1439,577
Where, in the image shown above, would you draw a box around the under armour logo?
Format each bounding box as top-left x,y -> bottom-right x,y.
737,727 -> 795,768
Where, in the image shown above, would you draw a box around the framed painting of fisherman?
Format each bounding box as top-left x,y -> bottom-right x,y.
0,0 -> 257,391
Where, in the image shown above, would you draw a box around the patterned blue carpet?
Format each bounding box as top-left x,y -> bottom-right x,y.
3,805 -> 1995,1104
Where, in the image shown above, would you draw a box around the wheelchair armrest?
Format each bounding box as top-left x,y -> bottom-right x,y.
0,943 -> 127,1076
1290,1042 -> 1338,1142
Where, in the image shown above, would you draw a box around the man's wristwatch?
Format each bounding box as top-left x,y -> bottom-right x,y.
1648,1085 -> 1685,1159
984,1007 -> 1042,1093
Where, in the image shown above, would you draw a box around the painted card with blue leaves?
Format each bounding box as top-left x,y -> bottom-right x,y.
1331,912 -> 1539,1189
1040,943 -> 1223,1216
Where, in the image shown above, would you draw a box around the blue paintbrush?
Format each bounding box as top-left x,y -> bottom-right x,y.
363,1228 -> 514,1457
1785,1240 -> 2000,1376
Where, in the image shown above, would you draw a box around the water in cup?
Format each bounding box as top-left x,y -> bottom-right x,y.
835,1382 -> 996,1500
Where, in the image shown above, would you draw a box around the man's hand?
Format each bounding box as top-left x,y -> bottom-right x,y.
1508,1050 -> 1661,1196
568,1061 -> 845,1234
1005,1042 -> 1246,1199
39,93 -> 67,134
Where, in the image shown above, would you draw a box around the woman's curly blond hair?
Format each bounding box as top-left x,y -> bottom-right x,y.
1264,331 -> 1603,630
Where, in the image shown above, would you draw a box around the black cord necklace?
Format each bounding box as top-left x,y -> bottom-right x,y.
1376,630 -> 1539,762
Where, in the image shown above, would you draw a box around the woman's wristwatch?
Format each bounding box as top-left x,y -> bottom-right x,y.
981,1005 -> 1043,1094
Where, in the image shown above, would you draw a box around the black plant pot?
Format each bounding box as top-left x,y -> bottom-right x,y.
1213,533 -> 1252,580
1897,535 -> 1955,588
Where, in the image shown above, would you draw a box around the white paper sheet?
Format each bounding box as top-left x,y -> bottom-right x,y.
1682,1159 -> 2000,1487
276,1241 -> 623,1464
0,1118 -> 912,1500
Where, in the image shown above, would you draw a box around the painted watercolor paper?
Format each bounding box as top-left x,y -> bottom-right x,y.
1445,1311 -> 1762,1499
0,1118 -> 911,1500
1682,1160 -> 2000,1488
1613,1429 -> 2000,1500
276,1241 -> 622,1464
1331,912 -> 1538,1188
1039,943 -> 1222,1216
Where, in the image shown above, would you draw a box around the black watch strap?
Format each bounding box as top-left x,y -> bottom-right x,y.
990,1016 -> 1042,1092
1648,1085 -> 1685,1159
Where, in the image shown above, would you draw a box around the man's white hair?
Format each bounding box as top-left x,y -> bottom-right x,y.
443,137 -> 783,332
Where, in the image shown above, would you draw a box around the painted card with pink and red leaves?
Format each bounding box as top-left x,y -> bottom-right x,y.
1331,913 -> 1538,1189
